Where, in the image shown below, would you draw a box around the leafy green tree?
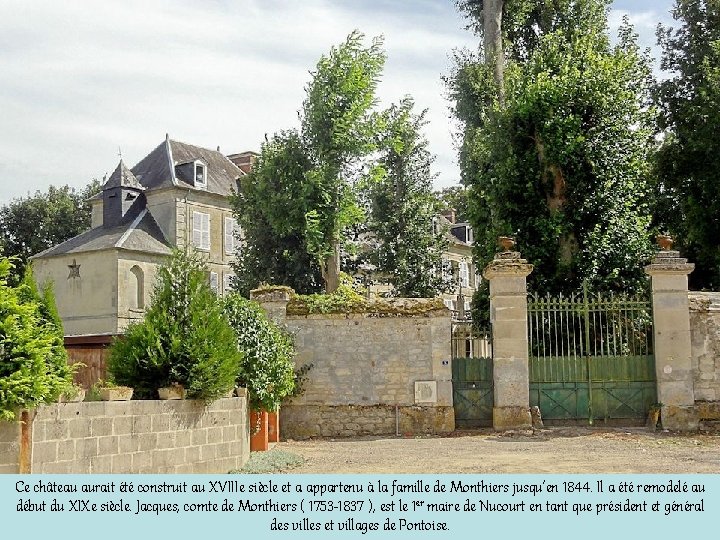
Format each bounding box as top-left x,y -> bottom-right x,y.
223,294 -> 295,412
449,1 -> 656,297
0,258 -> 72,420
435,185 -> 470,223
366,97 -> 448,297
231,130 -> 323,295
232,31 -> 385,294
0,180 -> 101,280
655,0 -> 720,289
301,31 -> 386,292
108,249 -> 240,400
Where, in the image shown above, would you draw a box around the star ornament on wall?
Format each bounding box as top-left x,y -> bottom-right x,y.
67,259 -> 81,279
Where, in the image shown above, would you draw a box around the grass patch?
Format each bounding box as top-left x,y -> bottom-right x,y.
231,450 -> 304,474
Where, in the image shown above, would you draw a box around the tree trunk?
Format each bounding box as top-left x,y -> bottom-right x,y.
321,242 -> 341,293
483,0 -> 505,103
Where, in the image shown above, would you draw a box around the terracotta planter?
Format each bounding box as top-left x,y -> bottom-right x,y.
158,385 -> 186,400
99,386 -> 133,401
250,410 -> 269,452
268,409 -> 280,443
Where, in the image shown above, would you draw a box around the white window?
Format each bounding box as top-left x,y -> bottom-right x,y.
192,211 -> 210,250
459,261 -> 470,288
223,273 -> 234,295
442,257 -> 452,279
195,161 -> 207,188
464,299 -> 471,312
224,216 -> 239,255
209,271 -> 219,294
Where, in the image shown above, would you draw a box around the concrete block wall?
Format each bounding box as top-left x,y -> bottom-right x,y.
1,394 -> 249,474
0,419 -> 21,474
689,292 -> 720,407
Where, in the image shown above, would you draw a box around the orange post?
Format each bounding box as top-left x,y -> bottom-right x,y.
267,409 -> 280,443
249,410 -> 269,452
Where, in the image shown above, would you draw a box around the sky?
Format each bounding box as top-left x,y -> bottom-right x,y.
0,0 -> 675,206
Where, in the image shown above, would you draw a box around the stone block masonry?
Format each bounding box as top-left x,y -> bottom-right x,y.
251,289 -> 454,439
689,293 -> 720,412
0,393 -> 249,474
281,404 -> 454,440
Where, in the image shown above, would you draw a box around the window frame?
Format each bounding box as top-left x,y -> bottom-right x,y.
194,161 -> 207,189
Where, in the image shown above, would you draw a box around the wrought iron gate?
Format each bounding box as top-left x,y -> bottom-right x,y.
452,324 -> 493,427
528,283 -> 656,423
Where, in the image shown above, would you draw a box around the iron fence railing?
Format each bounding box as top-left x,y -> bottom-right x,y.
527,283 -> 653,361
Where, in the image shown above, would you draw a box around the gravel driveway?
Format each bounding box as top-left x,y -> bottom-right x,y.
276,427 -> 720,474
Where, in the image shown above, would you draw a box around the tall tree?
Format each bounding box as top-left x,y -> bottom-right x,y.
435,185 -> 470,223
655,0 -> 720,289
231,130 -> 323,295
450,1 -> 656,297
233,31 -> 385,294
301,31 -> 386,292
366,97 -> 449,297
0,180 -> 101,279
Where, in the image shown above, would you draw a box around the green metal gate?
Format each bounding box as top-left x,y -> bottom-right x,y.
528,284 -> 656,423
452,325 -> 493,427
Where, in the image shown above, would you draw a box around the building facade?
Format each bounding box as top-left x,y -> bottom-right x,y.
32,136 -> 246,337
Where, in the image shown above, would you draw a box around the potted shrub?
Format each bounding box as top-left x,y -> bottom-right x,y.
107,249 -> 240,401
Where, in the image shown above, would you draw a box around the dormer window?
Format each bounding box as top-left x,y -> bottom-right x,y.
195,161 -> 207,188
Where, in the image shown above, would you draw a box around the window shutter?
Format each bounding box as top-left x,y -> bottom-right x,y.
225,217 -> 235,255
459,262 -> 469,288
223,273 -> 233,295
192,212 -> 202,248
202,214 -> 210,250
210,271 -> 219,294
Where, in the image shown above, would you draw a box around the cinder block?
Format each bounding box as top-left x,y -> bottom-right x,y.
57,439 -> 76,461
91,417 -> 113,437
33,441 -> 58,463
132,452 -> 152,470
97,436 -> 118,456
137,432 -> 158,451
118,434 -> 139,454
111,453 -> 132,474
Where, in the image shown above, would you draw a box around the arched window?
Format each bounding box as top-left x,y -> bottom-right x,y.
129,265 -> 144,309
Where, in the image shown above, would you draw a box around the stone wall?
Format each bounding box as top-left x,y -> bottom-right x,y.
0,419 -> 21,474
689,292 -> 720,418
0,393 -> 249,474
251,290 -> 454,439
281,404 -> 454,439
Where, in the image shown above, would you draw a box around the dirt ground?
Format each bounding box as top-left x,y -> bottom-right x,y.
276,427 -> 720,473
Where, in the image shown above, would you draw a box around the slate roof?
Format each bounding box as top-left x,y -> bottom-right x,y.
32,209 -> 170,258
104,159 -> 144,190
132,136 -> 243,196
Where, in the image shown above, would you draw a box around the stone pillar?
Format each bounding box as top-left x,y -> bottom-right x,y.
483,249 -> 533,430
249,286 -> 293,324
645,246 -> 698,431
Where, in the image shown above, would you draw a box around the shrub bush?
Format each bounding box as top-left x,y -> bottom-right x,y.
0,258 -> 73,420
224,293 -> 295,411
108,249 -> 240,400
